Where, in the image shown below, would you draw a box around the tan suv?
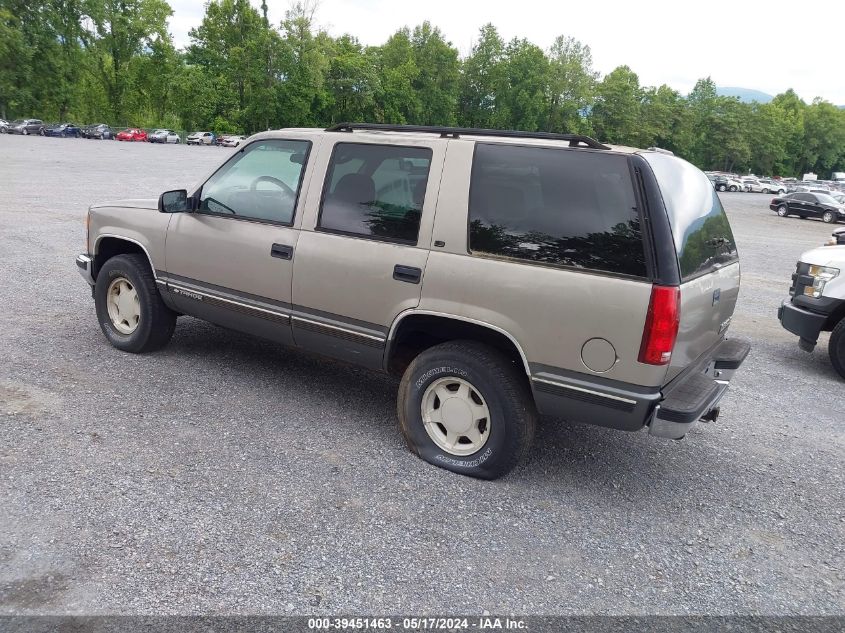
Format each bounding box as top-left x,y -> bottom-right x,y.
76,123 -> 750,479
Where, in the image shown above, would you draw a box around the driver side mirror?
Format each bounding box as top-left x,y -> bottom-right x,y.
158,189 -> 192,213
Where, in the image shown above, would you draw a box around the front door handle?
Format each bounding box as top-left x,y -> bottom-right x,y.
393,265 -> 422,284
270,243 -> 293,260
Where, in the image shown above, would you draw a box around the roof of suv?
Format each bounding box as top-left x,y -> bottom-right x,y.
257,124 -> 644,155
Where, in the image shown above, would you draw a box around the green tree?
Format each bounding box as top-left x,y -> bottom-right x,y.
276,1 -> 331,127
409,22 -> 459,125
640,84 -> 693,156
372,28 -> 421,124
458,23 -> 504,128
546,35 -> 597,134
492,38 -> 549,131
591,65 -> 642,145
88,0 -> 173,122
319,35 -> 377,124
801,100 -> 845,176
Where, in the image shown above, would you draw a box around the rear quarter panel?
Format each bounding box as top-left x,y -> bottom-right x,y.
419,140 -> 668,388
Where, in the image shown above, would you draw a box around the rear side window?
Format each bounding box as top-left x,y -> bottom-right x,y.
468,143 -> 646,277
318,143 -> 432,244
642,152 -> 738,281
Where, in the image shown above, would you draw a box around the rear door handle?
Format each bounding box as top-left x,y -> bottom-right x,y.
270,243 -> 294,260
393,265 -> 422,284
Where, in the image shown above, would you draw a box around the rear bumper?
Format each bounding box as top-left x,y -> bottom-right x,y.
648,338 -> 751,439
530,337 -> 750,440
778,299 -> 828,350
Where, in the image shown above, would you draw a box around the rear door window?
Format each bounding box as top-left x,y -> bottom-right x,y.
468,143 -> 647,277
642,152 -> 738,281
318,143 -> 432,244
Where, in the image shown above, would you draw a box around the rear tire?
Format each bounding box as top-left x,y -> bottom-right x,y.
397,340 -> 536,479
94,254 -> 176,353
830,319 -> 845,380
718,184 -> 727,192
777,205 -> 789,217
762,188 -> 770,194
729,185 -> 738,192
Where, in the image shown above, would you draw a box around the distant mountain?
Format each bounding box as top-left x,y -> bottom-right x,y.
716,87 -> 774,103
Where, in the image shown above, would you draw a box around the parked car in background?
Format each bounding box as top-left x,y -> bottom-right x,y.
81,124 -> 115,140
826,226 -> 845,246
148,129 -> 181,144
770,192 -> 845,223
43,122 -> 81,138
186,131 -> 215,145
116,128 -> 148,142
742,178 -> 766,192
759,179 -> 787,195
711,175 -> 743,192
0,119 -> 8,133
778,242 -> 845,379
221,135 -> 246,147
8,119 -> 44,135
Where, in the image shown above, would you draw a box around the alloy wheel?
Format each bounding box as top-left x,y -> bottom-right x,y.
106,277 -> 141,335
421,377 -> 491,456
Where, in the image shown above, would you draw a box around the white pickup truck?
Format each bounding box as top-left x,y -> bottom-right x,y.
778,227 -> 845,379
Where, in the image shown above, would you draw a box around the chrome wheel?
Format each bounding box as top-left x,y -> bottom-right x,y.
421,377 -> 490,456
106,277 -> 140,335
822,211 -> 835,224
777,205 -> 788,217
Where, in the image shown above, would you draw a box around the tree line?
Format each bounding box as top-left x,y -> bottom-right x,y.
2,0 -> 844,177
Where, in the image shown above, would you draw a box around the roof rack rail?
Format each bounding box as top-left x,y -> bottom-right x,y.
325,122 -> 611,150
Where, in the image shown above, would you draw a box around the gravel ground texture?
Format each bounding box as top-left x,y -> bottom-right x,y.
0,135 -> 843,615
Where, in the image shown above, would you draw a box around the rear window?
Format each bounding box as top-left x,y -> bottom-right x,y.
642,152 -> 738,281
468,143 -> 647,277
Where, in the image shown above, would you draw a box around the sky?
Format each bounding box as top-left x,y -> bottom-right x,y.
168,0 -> 845,105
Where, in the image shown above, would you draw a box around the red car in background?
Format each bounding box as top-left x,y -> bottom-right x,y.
116,128 -> 147,142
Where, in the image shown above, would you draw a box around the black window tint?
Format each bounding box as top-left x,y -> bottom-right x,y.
642,152 -> 738,281
319,143 -> 432,243
198,139 -> 310,224
468,143 -> 646,277
794,193 -> 810,202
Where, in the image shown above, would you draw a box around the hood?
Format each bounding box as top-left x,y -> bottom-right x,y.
800,245 -> 845,268
90,198 -> 158,211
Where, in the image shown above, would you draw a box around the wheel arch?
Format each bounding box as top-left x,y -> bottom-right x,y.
92,235 -> 156,282
385,311 -> 530,377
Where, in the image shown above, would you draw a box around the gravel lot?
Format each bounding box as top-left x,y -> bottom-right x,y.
0,135 -> 842,616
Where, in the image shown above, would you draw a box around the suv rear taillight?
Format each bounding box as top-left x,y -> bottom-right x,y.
638,285 -> 680,365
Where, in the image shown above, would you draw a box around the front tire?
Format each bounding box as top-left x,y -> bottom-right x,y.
829,319 -> 845,380
729,185 -> 738,192
822,211 -> 835,224
397,341 -> 536,479
94,254 -> 176,353
718,184 -> 727,191
777,205 -> 789,217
